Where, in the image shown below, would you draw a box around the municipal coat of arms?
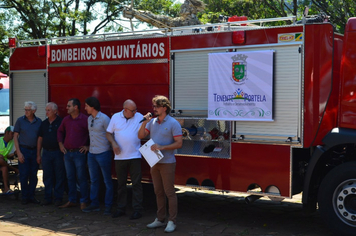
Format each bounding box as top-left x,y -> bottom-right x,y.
231,54 -> 248,83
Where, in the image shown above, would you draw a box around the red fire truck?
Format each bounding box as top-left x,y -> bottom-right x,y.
8,15 -> 356,235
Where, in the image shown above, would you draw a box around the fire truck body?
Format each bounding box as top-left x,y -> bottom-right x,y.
8,16 -> 356,235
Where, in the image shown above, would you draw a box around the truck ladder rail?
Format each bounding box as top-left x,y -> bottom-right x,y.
170,16 -> 297,34
17,38 -> 48,47
15,16 -> 296,46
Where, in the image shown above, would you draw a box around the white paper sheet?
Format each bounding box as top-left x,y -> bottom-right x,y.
139,139 -> 164,167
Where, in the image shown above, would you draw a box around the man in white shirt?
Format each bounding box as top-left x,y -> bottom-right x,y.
106,99 -> 144,220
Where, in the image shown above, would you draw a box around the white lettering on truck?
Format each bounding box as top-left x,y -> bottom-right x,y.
51,42 -> 165,62
52,47 -> 97,62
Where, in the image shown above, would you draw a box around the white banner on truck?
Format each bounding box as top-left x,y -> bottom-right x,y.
208,50 -> 274,121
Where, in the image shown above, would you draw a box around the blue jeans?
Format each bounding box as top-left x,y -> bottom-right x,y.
42,149 -> 65,202
88,150 -> 113,207
64,151 -> 89,203
19,147 -> 39,201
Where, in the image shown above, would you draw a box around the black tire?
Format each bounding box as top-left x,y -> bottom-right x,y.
318,161 -> 356,236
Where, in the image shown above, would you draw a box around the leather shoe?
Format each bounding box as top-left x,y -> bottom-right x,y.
59,201 -> 77,208
54,200 -> 63,207
29,198 -> 41,204
112,210 -> 125,218
80,202 -> 88,210
21,199 -> 28,205
41,200 -> 52,206
130,211 -> 142,220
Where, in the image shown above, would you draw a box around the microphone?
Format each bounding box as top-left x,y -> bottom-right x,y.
139,113 -> 152,123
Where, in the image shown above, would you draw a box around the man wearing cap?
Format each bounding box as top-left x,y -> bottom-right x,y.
0,126 -> 18,194
14,101 -> 42,204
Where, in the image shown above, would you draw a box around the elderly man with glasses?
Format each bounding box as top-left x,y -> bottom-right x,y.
36,102 -> 65,206
13,101 -> 42,204
106,99 -> 144,220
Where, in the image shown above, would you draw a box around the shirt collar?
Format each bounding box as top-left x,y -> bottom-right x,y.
92,111 -> 102,120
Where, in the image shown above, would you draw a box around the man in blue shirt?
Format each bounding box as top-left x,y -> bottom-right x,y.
138,95 -> 183,233
14,101 -> 42,204
83,97 -> 113,215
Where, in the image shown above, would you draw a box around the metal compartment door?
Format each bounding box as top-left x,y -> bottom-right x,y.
10,70 -> 48,124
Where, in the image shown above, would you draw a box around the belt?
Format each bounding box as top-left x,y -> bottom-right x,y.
44,148 -> 60,152
68,148 -> 80,152
20,145 -> 36,150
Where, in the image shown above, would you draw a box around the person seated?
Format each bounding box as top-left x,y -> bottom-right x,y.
0,126 -> 19,194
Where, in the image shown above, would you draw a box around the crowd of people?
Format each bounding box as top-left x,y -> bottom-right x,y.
0,95 -> 183,233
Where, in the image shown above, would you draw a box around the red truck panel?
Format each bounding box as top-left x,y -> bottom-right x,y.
339,17 -> 356,129
175,143 -> 291,197
9,46 -> 47,70
49,63 -> 169,116
171,26 -> 304,50
303,23 -> 340,147
48,37 -> 170,116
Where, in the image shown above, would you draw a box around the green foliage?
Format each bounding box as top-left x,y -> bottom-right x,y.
137,0 -> 181,17
0,9 -> 18,73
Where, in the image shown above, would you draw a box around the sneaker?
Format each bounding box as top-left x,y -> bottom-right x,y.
147,218 -> 166,229
103,206 -> 112,216
164,221 -> 176,233
82,205 -> 100,213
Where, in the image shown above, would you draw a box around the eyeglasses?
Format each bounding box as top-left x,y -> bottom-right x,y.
125,108 -> 137,113
48,124 -> 52,132
152,105 -> 161,109
91,119 -> 94,127
24,109 -> 32,112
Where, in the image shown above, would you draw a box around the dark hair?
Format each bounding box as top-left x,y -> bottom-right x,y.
85,97 -> 101,111
69,98 -> 81,110
152,95 -> 171,114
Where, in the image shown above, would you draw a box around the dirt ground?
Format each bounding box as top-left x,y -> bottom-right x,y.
0,171 -> 333,236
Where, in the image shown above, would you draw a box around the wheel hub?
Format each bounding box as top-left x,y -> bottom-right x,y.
335,180 -> 356,225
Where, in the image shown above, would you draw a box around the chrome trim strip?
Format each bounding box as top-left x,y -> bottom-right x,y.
49,58 -> 168,67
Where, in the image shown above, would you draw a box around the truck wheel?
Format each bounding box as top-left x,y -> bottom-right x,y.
318,162 -> 356,236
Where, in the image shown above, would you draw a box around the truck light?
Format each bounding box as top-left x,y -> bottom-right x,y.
38,45 -> 46,57
232,31 -> 245,44
228,15 -> 248,26
0,83 -> 3,90
8,38 -> 16,48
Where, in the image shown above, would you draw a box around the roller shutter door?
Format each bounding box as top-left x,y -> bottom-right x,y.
173,44 -> 301,142
10,70 -> 47,124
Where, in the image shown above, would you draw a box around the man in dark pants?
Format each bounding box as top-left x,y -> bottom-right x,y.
13,101 -> 42,204
106,99 -> 144,220
37,102 -> 65,206
58,98 -> 89,210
